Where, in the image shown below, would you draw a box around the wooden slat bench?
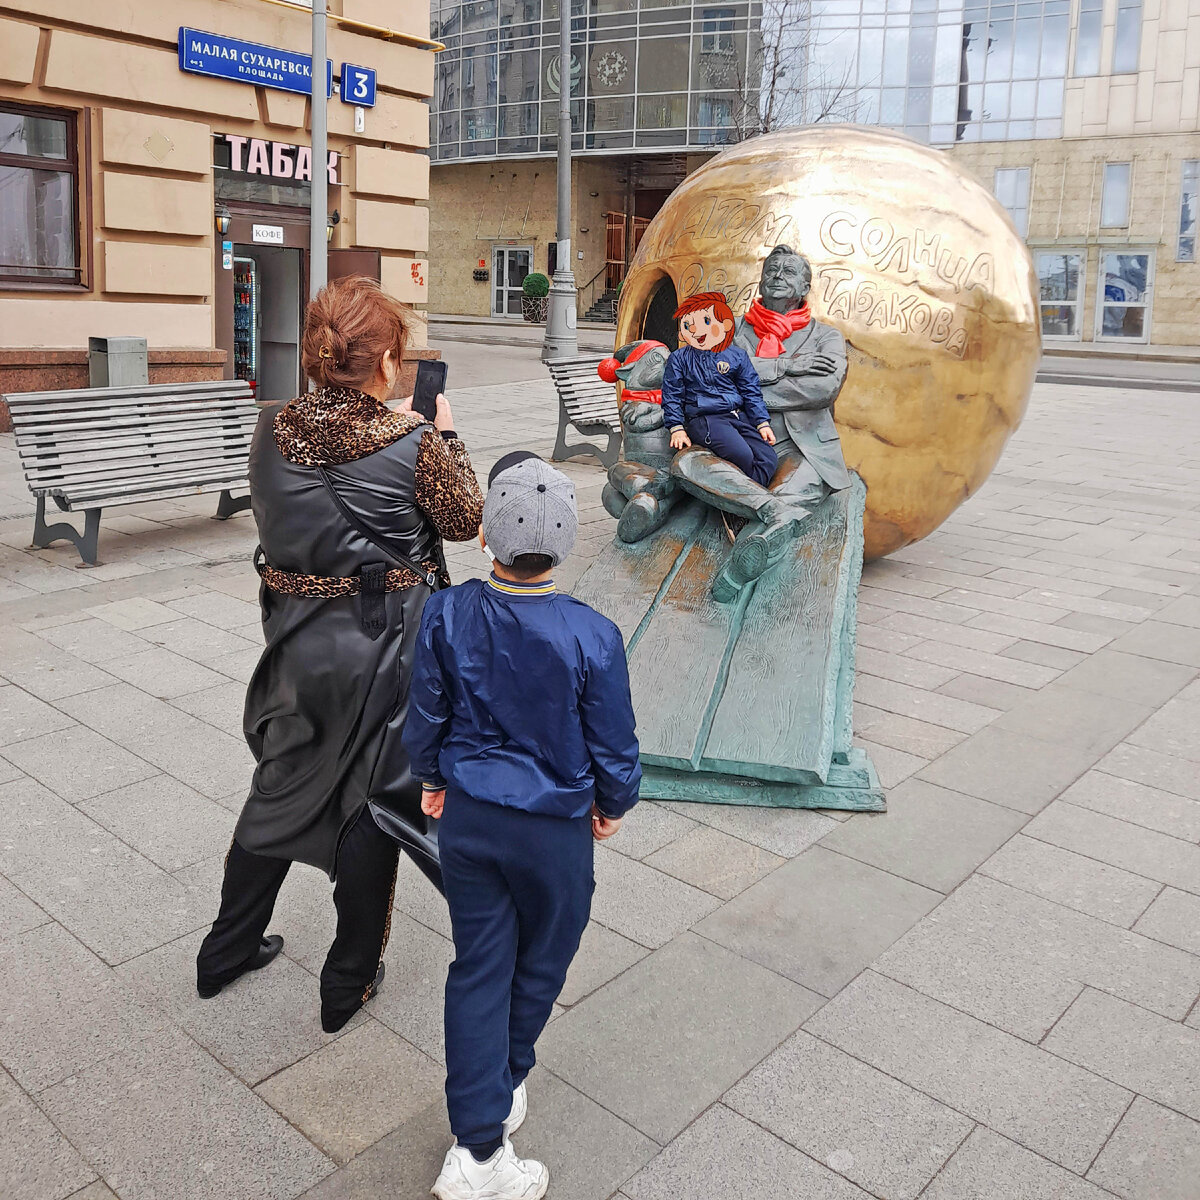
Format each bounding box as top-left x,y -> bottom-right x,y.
5,379 -> 258,566
545,355 -> 622,469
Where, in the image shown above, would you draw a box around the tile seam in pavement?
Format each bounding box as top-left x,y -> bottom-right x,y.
1082,1091 -> 1140,1179
974,857 -> 1168,933
1035,982 -> 1090,1047
797,1014 -> 1115,1195
818,970 -> 1149,1122
249,1013 -> 437,1094
715,1098 -> 897,1200
909,1122 -> 977,1199
1090,764 -> 1200,812
1046,986 -> 1200,1131
1025,797 -> 1200,860
1126,881 -> 1169,931
1185,992 -> 1200,1027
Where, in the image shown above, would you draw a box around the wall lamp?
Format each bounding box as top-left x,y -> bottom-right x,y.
327,209 -> 341,243
215,204 -> 232,235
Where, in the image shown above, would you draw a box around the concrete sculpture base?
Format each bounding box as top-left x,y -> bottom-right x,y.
574,474 -> 883,811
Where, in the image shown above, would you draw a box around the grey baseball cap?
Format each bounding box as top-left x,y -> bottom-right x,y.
482,452 -> 578,566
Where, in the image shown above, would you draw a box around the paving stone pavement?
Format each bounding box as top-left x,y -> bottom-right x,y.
1,348 -> 1199,1199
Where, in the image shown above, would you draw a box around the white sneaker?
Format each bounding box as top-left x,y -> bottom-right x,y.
504,1082 -> 527,1137
431,1141 -> 548,1200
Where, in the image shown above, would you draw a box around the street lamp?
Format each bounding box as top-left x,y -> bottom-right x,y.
541,0 -> 578,362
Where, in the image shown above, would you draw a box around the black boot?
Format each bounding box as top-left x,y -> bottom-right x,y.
321,961 -> 385,1034
197,934 -> 285,999
712,499 -> 809,601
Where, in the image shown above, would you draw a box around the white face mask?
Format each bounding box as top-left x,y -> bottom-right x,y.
483,544 -> 496,562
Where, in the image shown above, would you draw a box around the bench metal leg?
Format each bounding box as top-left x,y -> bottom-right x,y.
32,495 -> 101,566
213,489 -> 252,520
552,419 -> 623,471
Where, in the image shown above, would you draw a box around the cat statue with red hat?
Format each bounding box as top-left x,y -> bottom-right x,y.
597,340 -> 684,543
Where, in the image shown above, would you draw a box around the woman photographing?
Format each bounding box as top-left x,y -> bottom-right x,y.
196,275 -> 483,1033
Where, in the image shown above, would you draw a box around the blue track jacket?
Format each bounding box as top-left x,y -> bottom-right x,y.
661,344 -> 768,432
403,575 -> 642,820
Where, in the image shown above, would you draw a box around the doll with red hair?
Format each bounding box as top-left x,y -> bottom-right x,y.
661,291 -> 777,488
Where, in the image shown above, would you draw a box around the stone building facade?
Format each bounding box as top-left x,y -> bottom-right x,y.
947,0 -> 1200,347
0,0 -> 435,423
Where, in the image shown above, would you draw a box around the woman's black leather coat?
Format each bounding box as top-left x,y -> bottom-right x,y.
233,387 -> 483,878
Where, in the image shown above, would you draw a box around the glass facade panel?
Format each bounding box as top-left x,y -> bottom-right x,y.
1178,160 -> 1198,263
1101,162 -> 1132,228
994,165 -> 1030,236
429,0 -> 1071,160
1037,251 -> 1081,338
1074,0 -> 1102,76
1112,0 -> 1142,74
1098,252 -> 1150,340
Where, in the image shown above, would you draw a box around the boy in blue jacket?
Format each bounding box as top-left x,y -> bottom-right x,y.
662,290 -> 777,487
405,450 -> 641,1200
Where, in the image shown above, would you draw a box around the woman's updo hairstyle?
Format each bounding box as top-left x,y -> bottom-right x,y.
300,275 -> 409,391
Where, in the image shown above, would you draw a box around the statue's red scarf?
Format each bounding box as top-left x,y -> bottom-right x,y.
744,300 -> 812,357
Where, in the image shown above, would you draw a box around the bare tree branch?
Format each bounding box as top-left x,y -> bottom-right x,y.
727,0 -> 863,138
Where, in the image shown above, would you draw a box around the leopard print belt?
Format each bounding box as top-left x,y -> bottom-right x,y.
255,559 -> 431,597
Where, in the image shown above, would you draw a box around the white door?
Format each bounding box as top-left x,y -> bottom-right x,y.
1095,251 -> 1153,343
492,246 -> 532,317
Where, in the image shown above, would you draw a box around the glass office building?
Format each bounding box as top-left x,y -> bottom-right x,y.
428,0 -> 1074,162
430,0 -> 756,160
429,0 -> 1197,348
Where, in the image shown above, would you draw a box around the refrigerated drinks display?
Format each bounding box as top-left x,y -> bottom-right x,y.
233,257 -> 258,392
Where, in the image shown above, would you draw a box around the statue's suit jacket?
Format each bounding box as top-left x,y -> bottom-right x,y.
732,316 -> 851,491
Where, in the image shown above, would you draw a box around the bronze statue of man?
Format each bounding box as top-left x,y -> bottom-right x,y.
670,244 -> 851,599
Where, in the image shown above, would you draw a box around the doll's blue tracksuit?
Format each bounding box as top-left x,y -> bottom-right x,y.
661,343 -> 777,487
404,574 -> 641,1150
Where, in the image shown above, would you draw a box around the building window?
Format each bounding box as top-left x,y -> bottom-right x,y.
700,7 -> 735,54
1037,251 -> 1083,338
1074,0 -> 1103,77
1098,252 -> 1151,341
0,102 -> 80,285
1112,0 -> 1143,74
994,167 -> 1031,237
1100,162 -> 1132,228
1177,160 -> 1197,262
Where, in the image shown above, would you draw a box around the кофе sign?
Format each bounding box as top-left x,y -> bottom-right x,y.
216,134 -> 340,185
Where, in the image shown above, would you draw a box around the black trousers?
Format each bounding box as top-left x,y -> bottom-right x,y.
196,808 -> 400,1027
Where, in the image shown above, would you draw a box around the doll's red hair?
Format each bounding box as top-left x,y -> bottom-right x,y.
674,291 -> 736,352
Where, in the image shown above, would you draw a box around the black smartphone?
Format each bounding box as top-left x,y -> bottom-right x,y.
412,360 -> 448,422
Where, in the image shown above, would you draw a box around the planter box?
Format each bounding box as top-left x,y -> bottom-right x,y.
522,296 -> 548,323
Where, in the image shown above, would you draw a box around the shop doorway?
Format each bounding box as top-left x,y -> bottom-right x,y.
231,245 -> 303,401
492,246 -> 532,317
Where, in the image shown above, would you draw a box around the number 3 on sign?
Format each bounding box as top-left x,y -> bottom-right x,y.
339,64 -> 376,108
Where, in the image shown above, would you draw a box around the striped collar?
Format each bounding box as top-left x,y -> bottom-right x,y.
486,573 -> 557,597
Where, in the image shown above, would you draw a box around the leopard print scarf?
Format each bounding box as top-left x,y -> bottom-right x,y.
273,386 -> 425,466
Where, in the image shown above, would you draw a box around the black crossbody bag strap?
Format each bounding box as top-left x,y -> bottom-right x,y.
317,466 -> 442,591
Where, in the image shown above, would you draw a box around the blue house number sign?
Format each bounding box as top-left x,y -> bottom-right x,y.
340,63 -> 377,107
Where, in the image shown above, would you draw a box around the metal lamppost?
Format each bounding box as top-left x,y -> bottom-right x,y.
309,0 -> 328,299
541,0 -> 578,361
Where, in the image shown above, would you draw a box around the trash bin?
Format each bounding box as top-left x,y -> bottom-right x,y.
88,336 -> 148,388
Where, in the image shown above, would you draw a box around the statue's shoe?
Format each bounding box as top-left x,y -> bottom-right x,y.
617,493 -> 670,543
601,482 -> 627,520
712,503 -> 809,600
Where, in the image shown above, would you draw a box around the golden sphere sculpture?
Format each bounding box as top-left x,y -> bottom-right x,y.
616,125 -> 1040,560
